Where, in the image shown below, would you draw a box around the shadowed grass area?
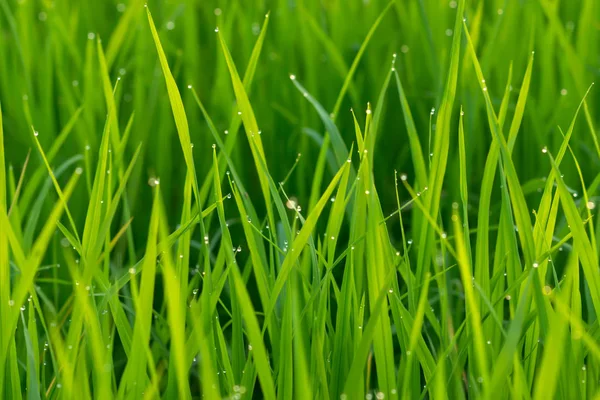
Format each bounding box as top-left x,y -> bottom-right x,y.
1,0 -> 600,398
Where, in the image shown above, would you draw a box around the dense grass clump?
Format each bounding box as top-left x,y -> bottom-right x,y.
1,0 -> 600,398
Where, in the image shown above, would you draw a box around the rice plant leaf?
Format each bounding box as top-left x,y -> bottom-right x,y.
146,7 -> 199,200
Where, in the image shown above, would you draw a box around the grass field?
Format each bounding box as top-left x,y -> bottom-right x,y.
1,0 -> 600,398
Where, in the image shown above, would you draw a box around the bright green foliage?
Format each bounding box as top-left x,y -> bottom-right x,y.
1,0 -> 599,399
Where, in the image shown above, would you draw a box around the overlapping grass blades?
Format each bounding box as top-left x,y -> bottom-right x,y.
1,1 -> 600,399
